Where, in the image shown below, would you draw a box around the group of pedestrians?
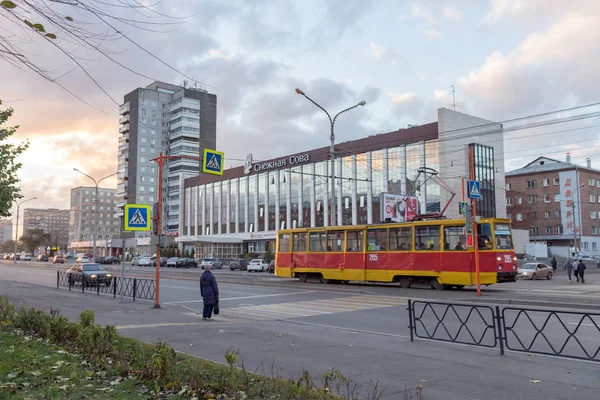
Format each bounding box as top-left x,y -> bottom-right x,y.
561,257 -> 587,283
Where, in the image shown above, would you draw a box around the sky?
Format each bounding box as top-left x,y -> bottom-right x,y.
3,0 -> 600,221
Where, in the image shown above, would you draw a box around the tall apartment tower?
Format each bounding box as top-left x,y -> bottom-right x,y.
0,219 -> 13,244
117,81 -> 217,235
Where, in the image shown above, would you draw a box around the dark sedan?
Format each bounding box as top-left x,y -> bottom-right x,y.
67,263 -> 113,287
229,258 -> 248,271
176,258 -> 198,268
36,254 -> 48,262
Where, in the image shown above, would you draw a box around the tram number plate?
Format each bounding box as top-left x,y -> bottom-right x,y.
368,254 -> 379,261
504,255 -> 512,263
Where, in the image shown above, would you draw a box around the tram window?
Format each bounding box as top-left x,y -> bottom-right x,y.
278,234 -> 291,252
309,232 -> 326,252
443,226 -> 466,251
327,231 -> 344,252
477,223 -> 493,249
293,232 -> 307,252
415,226 -> 440,251
346,231 -> 363,252
389,227 -> 412,250
367,229 -> 388,251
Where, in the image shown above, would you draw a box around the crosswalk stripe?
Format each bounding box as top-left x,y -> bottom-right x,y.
217,295 -> 407,321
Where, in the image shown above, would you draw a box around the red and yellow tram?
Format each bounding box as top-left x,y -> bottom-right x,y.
275,218 -> 517,289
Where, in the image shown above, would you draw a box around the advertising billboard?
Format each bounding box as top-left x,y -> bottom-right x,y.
380,193 -> 418,222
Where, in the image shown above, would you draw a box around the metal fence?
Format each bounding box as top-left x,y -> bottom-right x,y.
57,271 -> 156,301
407,300 -> 600,362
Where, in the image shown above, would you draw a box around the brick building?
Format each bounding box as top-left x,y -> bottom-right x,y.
506,153 -> 600,256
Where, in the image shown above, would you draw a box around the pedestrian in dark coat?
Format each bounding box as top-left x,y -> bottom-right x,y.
200,264 -> 219,320
564,258 -> 574,283
576,259 -> 586,283
551,256 -> 557,272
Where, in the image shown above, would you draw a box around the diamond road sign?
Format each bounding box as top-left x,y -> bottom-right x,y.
124,204 -> 151,231
202,148 -> 224,176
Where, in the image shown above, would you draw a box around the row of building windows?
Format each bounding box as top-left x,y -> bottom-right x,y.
512,177 -> 600,191
528,226 -> 564,235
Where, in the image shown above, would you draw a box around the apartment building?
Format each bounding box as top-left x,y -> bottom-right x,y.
506,153 -> 600,256
22,208 -> 70,249
0,219 -> 13,244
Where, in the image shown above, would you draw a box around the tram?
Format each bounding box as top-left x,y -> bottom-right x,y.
274,218 -> 517,289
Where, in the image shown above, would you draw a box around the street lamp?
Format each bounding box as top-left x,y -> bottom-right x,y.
73,169 -> 117,259
295,88 -> 366,226
14,197 -> 37,263
571,183 -> 585,257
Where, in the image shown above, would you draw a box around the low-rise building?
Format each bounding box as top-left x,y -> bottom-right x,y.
506,153 -> 600,257
0,219 -> 13,244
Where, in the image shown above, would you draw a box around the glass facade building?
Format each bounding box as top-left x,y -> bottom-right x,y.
177,109 -> 507,260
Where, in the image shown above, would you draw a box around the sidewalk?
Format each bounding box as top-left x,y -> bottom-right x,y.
1,280 -> 599,400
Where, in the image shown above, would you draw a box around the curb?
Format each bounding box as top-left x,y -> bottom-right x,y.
466,297 -> 600,311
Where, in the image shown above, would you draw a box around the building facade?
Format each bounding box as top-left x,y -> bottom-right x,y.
176,108 -> 507,260
22,208 -> 70,250
506,154 -> 600,257
69,186 -> 121,255
0,219 -> 13,244
117,81 -> 217,238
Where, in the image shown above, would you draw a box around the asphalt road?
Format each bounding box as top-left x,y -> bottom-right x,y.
1,260 -> 600,399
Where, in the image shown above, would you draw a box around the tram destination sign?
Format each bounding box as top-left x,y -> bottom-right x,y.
244,153 -> 310,174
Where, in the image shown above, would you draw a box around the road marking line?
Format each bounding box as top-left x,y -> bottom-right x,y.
163,290 -> 315,305
279,319 -> 411,339
116,322 -> 206,329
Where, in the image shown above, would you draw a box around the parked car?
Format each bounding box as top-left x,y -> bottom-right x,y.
268,260 -> 275,273
67,263 -> 113,287
176,258 -> 198,268
10,253 -> 20,261
131,256 -> 141,266
247,258 -> 269,272
229,258 -> 248,271
138,256 -> 152,267
517,263 -> 553,280
166,257 -> 179,267
3,254 -> 10,260
200,258 -> 222,269
77,256 -> 91,263
52,255 -> 64,264
36,254 -> 48,262
22,254 -> 33,261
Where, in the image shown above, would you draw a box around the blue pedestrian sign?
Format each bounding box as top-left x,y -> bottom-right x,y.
459,201 -> 469,215
468,180 -> 481,199
124,204 -> 151,231
202,148 -> 224,176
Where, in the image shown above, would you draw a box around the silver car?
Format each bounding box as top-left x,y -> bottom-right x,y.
518,263 -> 553,280
200,258 -> 222,269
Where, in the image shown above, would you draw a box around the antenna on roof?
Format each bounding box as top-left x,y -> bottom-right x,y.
451,85 -> 456,111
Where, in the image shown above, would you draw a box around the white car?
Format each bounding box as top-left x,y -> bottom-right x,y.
77,256 -> 91,263
23,254 -> 32,261
247,258 -> 269,272
138,257 -> 152,267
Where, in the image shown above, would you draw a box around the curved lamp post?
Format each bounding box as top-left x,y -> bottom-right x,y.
295,88 -> 366,226
73,169 -> 117,259
14,197 -> 37,263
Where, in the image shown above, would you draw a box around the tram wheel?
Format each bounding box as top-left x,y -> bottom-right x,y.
298,274 -> 308,283
430,280 -> 444,290
454,285 -> 465,290
399,278 -> 412,288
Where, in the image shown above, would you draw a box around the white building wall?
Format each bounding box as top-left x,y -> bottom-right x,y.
437,108 -> 506,220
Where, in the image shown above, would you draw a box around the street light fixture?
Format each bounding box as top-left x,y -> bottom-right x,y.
14,197 -> 37,263
295,88 -> 366,226
73,168 -> 117,259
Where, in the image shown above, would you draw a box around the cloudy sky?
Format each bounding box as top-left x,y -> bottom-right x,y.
3,0 -> 600,218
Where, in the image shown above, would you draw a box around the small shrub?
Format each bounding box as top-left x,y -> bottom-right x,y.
77,324 -> 115,361
48,315 -> 79,344
224,347 -> 240,367
79,310 -> 95,328
139,341 -> 177,384
0,296 -> 16,324
14,307 -> 49,337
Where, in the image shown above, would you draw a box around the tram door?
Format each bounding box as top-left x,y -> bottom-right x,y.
365,228 -> 389,282
344,230 -> 365,282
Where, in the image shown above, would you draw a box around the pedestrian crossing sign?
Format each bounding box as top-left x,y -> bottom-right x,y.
124,204 -> 151,231
468,180 -> 481,199
202,148 -> 224,176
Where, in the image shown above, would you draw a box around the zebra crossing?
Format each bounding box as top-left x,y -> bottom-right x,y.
190,295 -> 407,322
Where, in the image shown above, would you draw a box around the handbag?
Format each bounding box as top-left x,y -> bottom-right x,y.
214,302 -> 220,315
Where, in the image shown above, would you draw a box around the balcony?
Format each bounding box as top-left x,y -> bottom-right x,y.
119,124 -> 130,134
119,102 -> 130,115
119,114 -> 130,124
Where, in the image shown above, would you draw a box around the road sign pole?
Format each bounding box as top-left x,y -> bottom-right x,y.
469,147 -> 481,296
154,152 -> 164,309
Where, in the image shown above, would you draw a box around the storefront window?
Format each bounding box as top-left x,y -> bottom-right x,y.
248,175 -> 256,232
388,146 -> 404,195
341,156 -> 353,225
279,171 -> 288,230
425,140 -> 440,214
258,173 -> 267,231
230,178 -> 238,233
301,164 -> 312,228
239,177 -> 247,233
372,150 -> 385,224
213,182 -> 220,234
356,153 -> 368,224
315,161 -> 327,227
268,171 -> 277,231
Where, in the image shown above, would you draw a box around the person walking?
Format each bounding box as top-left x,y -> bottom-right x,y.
576,259 -> 586,284
551,256 -> 557,272
564,258 -> 574,283
200,264 -> 219,320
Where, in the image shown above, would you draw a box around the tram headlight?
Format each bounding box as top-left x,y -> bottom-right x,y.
513,256 -> 517,261
498,265 -> 503,271
496,256 -> 501,261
